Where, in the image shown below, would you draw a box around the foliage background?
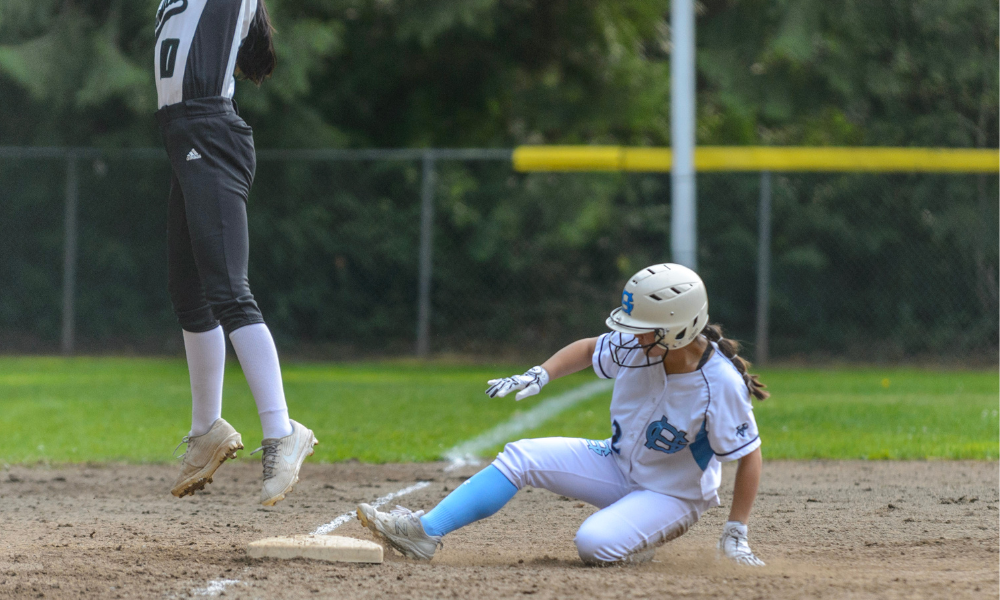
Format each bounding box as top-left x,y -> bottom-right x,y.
0,0 -> 996,361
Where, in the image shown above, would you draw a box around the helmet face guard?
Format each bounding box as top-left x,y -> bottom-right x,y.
607,330 -> 668,368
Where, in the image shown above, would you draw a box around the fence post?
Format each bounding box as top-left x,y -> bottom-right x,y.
670,0 -> 697,270
415,151 -> 436,357
755,171 -> 772,365
61,152 -> 79,355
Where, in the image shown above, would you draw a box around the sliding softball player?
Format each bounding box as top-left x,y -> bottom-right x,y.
154,0 -> 317,505
358,263 -> 767,565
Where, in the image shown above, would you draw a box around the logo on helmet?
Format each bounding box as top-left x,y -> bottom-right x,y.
644,416 -> 688,454
621,290 -> 634,315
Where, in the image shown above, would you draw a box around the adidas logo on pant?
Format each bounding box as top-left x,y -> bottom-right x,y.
186,148 -> 202,161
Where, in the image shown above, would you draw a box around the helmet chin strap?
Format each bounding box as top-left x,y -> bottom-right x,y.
644,329 -> 669,358
654,329 -> 669,351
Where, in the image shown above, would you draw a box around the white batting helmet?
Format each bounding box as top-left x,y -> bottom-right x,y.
606,263 -> 709,351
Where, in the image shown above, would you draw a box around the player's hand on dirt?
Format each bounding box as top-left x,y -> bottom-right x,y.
485,366 -> 550,401
718,521 -> 765,566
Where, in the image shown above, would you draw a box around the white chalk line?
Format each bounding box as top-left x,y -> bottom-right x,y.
191,578 -> 241,596
443,379 -> 614,470
311,480 -> 432,535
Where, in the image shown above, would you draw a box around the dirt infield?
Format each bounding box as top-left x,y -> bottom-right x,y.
0,460 -> 996,599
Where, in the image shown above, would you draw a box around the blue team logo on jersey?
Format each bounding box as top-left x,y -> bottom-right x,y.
622,290 -> 635,315
586,439 -> 613,457
736,423 -> 749,438
644,416 -> 689,454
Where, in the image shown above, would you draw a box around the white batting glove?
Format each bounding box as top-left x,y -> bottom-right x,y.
718,521 -> 765,566
485,366 -> 550,401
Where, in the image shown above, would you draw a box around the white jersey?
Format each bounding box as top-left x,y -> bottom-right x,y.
592,332 -> 761,505
154,0 -> 258,109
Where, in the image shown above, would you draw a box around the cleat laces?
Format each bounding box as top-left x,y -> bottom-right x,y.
250,441 -> 279,481
389,505 -> 425,519
172,435 -> 191,459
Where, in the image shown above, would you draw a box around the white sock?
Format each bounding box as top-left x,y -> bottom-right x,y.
182,327 -> 226,437
259,409 -> 292,441
229,323 -> 294,439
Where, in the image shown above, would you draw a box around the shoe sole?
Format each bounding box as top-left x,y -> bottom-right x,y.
357,506 -> 393,549
357,506 -> 371,529
260,434 -> 318,507
171,434 -> 243,498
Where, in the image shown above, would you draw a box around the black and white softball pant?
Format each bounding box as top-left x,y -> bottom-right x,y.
156,96 -> 264,335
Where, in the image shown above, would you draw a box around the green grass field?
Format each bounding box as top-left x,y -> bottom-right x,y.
0,357 -> 996,463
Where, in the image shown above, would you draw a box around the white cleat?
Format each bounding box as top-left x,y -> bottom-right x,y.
356,504 -> 441,560
252,420 -> 318,507
171,418 -> 243,498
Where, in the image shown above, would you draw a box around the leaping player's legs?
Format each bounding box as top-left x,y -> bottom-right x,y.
166,111 -> 316,505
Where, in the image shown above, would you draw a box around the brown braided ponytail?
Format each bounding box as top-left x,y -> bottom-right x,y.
702,324 -> 769,401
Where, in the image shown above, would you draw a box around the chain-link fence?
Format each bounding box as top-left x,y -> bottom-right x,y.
0,147 -> 996,363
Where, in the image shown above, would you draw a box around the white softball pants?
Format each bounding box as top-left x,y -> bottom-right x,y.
492,437 -> 710,564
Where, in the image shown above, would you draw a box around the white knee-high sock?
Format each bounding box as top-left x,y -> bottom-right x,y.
182,327 -> 226,437
228,323 -> 294,439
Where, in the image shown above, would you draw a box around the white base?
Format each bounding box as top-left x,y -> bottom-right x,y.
247,535 -> 383,563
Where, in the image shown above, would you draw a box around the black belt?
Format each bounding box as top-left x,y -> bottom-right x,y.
155,97 -> 238,126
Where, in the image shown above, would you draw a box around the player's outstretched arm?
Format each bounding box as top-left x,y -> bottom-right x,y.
541,337 -> 599,380
719,447 -> 765,566
485,337 -> 599,401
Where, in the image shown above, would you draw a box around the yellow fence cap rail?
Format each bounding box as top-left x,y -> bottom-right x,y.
513,146 -> 1000,173
512,145 -> 625,171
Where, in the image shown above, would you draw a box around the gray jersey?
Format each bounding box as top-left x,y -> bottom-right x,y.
154,0 -> 258,109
